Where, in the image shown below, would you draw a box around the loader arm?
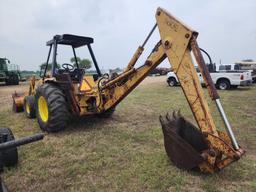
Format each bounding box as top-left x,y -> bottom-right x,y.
101,7 -> 244,173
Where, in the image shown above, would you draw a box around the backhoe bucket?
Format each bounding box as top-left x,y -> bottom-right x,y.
159,111 -> 209,170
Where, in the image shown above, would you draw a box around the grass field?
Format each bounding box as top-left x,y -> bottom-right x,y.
0,77 -> 255,192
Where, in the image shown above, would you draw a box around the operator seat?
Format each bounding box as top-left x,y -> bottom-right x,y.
70,68 -> 85,82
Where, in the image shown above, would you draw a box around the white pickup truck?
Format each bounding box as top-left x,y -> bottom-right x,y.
217,63 -> 256,83
167,67 -> 252,90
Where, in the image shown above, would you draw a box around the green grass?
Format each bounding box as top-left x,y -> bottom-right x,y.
1,80 -> 256,192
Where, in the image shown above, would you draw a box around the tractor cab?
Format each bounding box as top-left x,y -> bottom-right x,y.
43,34 -> 102,83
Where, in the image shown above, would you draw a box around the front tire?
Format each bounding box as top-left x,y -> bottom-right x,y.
35,83 -> 69,132
24,96 -> 36,118
167,77 -> 177,87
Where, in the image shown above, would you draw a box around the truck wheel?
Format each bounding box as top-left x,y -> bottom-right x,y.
13,75 -> 19,85
167,77 -> 177,87
24,96 -> 36,118
217,79 -> 230,90
5,78 -> 11,85
8,75 -> 15,85
97,108 -> 115,118
0,128 -> 18,167
35,83 -> 69,132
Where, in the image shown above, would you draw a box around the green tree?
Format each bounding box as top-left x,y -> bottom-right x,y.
70,57 -> 92,69
70,57 -> 81,64
40,63 -> 51,70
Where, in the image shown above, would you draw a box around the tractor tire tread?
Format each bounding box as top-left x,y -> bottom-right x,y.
24,95 -> 36,118
0,128 -> 18,167
35,83 -> 69,132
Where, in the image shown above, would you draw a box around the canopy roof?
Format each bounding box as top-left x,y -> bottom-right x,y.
46,34 -> 94,48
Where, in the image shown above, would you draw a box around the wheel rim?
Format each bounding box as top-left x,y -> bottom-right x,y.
219,82 -> 227,90
25,102 -> 30,114
169,80 -> 175,86
38,96 -> 48,122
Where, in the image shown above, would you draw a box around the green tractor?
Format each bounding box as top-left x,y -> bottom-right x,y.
0,58 -> 20,85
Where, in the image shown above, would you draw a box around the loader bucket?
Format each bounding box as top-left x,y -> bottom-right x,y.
12,91 -> 25,112
159,111 -> 208,170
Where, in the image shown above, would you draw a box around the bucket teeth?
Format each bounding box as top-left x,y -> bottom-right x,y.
160,110 -> 208,170
159,111 -> 181,133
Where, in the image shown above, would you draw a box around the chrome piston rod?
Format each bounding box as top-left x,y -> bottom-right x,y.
215,99 -> 239,150
191,38 -> 240,151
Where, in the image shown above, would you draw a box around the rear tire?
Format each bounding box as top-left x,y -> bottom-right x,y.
24,96 -> 36,118
13,75 -> 19,85
0,128 -> 18,167
217,79 -> 230,90
35,83 -> 70,132
167,77 -> 177,87
5,78 -> 11,85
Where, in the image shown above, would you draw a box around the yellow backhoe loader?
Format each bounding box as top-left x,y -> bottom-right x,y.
12,8 -> 244,173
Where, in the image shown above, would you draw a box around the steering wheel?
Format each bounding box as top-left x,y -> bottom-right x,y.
62,63 -> 74,71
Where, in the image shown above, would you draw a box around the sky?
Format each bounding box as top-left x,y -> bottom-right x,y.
0,0 -> 255,71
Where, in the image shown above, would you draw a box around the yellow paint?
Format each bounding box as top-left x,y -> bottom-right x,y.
25,102 -> 30,114
80,76 -> 95,92
38,96 -> 48,122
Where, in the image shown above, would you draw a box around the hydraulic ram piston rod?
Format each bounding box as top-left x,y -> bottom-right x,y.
215,99 -> 240,150
142,23 -> 157,48
125,24 -> 157,71
190,37 -> 240,150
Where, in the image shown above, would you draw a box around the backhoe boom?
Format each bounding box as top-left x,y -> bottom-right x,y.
100,7 -> 244,173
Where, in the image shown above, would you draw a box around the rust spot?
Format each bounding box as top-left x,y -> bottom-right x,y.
145,60 -> 152,66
